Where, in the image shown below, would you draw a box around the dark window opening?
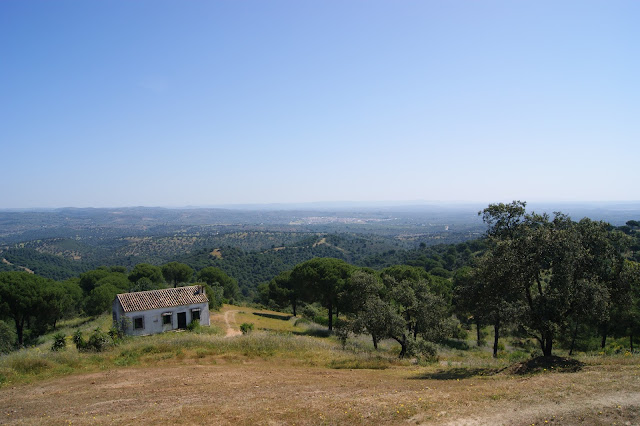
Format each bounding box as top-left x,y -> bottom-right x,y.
134,317 -> 144,330
191,309 -> 201,321
162,313 -> 172,325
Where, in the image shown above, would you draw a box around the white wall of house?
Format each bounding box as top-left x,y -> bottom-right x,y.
112,300 -> 210,336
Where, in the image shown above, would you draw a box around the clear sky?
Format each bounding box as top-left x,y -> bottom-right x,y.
1,1 -> 638,208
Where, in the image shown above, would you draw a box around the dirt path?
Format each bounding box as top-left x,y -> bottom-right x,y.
223,309 -> 242,337
1,258 -> 34,274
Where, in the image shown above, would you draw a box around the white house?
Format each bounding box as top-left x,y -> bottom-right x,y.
112,285 -> 210,336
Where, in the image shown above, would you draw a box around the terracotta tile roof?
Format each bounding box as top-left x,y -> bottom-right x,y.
116,286 -> 209,313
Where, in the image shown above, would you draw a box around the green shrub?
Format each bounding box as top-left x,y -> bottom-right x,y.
108,325 -> 126,344
312,315 -> 329,326
240,323 -> 254,334
51,333 -> 66,352
87,328 -> 110,352
301,304 -> 319,320
408,339 -> 438,362
603,341 -> 626,355
187,320 -> 201,333
73,328 -> 111,352
72,330 -> 86,350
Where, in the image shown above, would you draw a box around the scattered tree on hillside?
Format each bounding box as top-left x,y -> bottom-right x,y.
477,201 -> 629,357
259,270 -> 304,316
128,263 -> 164,287
0,271 -> 67,345
196,266 -> 239,300
347,270 -> 399,350
161,262 -> 193,288
85,284 -> 120,316
290,258 -> 353,330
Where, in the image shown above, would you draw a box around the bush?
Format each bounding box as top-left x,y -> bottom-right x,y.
300,304 -> 319,320
51,332 -> 66,352
312,316 -> 329,327
187,320 -> 201,333
73,328 -> 112,352
72,330 -> 86,350
108,325 -> 126,344
407,338 -> 438,362
87,328 -> 110,352
240,323 -> 254,334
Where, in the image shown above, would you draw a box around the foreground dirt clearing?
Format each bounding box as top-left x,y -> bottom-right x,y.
1,361 -> 639,425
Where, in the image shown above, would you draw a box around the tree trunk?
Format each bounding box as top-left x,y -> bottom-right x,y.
16,320 -> 24,347
492,317 -> 500,358
398,334 -> 407,358
476,319 -> 483,347
601,323 -> 608,349
292,299 -> 297,317
372,334 -> 378,350
328,301 -> 333,331
541,334 -> 553,357
392,334 -> 408,358
569,320 -> 579,356
631,333 -> 634,353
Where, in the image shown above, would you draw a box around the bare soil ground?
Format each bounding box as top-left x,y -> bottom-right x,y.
1,360 -> 639,425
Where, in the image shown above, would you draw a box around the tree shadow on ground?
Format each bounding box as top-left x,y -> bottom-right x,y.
293,328 -> 331,338
252,312 -> 292,321
411,367 -> 505,380
508,356 -> 584,375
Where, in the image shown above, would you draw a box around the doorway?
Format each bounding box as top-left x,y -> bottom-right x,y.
177,312 -> 187,329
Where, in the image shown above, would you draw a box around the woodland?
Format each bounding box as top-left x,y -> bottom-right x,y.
1,201 -> 639,360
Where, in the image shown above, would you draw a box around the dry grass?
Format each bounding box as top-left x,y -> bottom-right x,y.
1,306 -> 639,424
1,358 -> 639,425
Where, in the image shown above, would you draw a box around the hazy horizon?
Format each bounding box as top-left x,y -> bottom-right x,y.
3,199 -> 640,213
2,1 -> 638,208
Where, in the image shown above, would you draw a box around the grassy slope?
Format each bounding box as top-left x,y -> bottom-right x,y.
0,306 -> 639,425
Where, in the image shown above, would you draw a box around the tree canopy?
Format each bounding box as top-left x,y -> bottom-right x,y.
196,266 -> 239,300
161,262 -> 194,288
461,201 -> 630,357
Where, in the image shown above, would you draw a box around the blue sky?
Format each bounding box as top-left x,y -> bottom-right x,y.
1,1 -> 638,208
